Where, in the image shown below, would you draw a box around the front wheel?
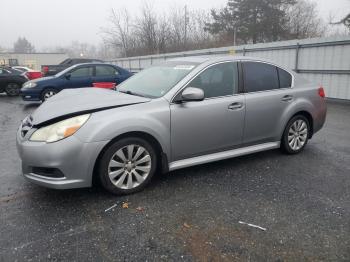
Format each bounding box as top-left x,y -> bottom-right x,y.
5,83 -> 21,96
281,115 -> 310,154
41,88 -> 57,102
98,137 -> 157,195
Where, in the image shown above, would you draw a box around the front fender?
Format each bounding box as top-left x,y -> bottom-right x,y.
75,99 -> 171,157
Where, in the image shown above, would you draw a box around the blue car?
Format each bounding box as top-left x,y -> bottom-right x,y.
21,63 -> 132,101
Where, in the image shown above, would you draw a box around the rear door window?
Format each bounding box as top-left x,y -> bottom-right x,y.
95,65 -> 118,76
70,67 -> 93,78
243,62 -> 279,92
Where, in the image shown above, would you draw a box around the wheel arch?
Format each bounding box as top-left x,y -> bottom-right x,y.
41,86 -> 57,93
5,81 -> 22,85
290,110 -> 314,138
92,131 -> 169,186
281,110 -> 314,139
40,86 -> 58,98
4,81 -> 22,95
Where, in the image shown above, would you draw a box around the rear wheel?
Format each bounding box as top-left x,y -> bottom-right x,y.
98,137 -> 157,195
5,83 -> 20,96
41,88 -> 57,101
281,115 -> 310,154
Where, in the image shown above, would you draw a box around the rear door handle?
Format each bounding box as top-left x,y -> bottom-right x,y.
281,95 -> 293,102
228,102 -> 244,110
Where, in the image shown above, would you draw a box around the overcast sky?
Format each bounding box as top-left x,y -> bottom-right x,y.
0,0 -> 349,50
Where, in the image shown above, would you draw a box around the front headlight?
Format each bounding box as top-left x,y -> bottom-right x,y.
23,82 -> 37,88
30,114 -> 90,143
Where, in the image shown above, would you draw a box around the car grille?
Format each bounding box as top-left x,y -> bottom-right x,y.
21,115 -> 33,137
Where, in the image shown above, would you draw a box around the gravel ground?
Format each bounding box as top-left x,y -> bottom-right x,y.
0,95 -> 349,261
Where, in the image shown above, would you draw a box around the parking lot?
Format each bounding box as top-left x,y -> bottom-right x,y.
0,95 -> 349,261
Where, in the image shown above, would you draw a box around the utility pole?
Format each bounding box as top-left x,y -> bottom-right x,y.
233,28 -> 237,46
184,5 -> 188,49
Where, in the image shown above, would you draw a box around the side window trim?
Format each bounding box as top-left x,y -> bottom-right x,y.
238,61 -> 245,94
171,61 -> 240,103
277,66 -> 281,89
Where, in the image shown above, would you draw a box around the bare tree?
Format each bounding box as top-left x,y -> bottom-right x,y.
156,15 -> 172,53
99,0 -> 330,58
102,8 -> 134,57
134,3 -> 158,54
168,6 -> 187,51
187,10 -> 215,49
285,0 -> 326,39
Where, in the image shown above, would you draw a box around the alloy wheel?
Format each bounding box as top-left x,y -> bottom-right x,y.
5,83 -> 20,96
108,144 -> 152,189
288,119 -> 308,151
43,91 -> 56,100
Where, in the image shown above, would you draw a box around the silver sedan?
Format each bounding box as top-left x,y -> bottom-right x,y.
16,56 -> 327,194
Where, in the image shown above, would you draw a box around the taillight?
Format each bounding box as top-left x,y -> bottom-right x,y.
26,71 -> 42,80
318,87 -> 325,98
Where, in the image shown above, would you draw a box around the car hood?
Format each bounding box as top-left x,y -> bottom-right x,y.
31,88 -> 151,126
29,76 -> 55,84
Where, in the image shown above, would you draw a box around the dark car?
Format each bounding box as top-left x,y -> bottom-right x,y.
0,66 -> 28,96
41,58 -> 103,76
21,63 -> 133,101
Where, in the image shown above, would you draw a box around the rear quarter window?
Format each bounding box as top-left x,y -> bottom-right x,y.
278,68 -> 292,88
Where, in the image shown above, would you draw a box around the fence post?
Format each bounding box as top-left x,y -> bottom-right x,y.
294,43 -> 300,73
138,58 -> 141,71
243,48 -> 246,56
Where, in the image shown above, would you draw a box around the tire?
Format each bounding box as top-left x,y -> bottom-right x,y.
41,88 -> 57,102
281,115 -> 310,154
98,137 -> 157,195
5,83 -> 21,96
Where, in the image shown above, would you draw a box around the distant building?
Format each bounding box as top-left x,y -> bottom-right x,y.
0,52 -> 68,70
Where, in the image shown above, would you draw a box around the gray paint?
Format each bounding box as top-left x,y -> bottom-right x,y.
16,56 -> 327,189
31,88 -> 151,125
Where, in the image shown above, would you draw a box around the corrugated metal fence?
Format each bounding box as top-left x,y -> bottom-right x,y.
109,36 -> 350,100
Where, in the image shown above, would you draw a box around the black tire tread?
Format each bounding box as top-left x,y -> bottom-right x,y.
98,137 -> 157,195
281,115 -> 310,154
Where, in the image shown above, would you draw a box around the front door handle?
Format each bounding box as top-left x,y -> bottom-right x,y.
281,95 -> 293,102
228,102 -> 244,110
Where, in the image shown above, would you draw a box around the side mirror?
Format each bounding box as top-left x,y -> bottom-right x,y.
181,87 -> 204,102
65,73 -> 71,80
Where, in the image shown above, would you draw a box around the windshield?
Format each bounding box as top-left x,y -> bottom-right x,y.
118,63 -> 197,98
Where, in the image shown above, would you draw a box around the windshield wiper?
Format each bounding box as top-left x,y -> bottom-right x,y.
119,90 -> 147,98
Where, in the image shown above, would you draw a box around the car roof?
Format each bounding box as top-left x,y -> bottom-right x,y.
72,62 -> 114,67
168,55 -> 273,64
168,55 -> 295,75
